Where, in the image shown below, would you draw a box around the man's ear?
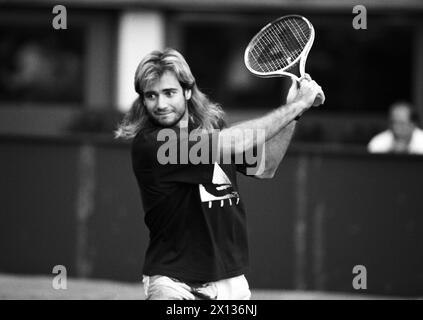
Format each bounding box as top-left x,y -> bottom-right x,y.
184,89 -> 192,100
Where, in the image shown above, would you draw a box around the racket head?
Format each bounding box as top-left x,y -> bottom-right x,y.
244,15 -> 315,81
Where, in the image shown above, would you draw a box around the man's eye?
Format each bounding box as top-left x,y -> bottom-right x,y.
145,93 -> 156,100
165,91 -> 176,97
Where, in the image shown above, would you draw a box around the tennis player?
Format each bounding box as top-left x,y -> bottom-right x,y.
115,48 -> 324,300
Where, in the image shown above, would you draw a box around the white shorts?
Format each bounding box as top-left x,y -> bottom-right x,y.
142,274 -> 251,300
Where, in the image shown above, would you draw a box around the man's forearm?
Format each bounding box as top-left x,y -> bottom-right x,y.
257,121 -> 296,178
219,100 -> 307,155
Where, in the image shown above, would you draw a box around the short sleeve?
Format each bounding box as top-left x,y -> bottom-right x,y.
368,131 -> 392,153
234,144 -> 264,176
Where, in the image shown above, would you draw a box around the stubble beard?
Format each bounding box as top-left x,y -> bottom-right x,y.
147,102 -> 188,128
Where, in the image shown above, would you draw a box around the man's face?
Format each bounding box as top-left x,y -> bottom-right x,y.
143,71 -> 190,128
390,105 -> 414,141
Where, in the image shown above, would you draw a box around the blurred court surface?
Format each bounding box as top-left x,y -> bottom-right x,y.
0,273 -> 407,300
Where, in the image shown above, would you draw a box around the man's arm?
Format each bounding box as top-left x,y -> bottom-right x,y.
218,77 -> 324,177
254,79 -> 301,179
219,99 -> 306,155
255,121 -> 297,178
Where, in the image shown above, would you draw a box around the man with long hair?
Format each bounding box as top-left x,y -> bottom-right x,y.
116,48 -> 324,300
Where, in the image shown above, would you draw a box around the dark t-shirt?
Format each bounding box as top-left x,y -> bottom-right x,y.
131,124 -> 250,282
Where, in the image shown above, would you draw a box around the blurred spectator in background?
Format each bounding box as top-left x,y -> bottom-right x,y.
368,101 -> 423,154
0,30 -> 83,104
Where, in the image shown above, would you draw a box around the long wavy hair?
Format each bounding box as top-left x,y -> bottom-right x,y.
115,48 -> 225,139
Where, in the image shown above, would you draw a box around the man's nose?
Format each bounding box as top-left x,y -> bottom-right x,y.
156,95 -> 168,110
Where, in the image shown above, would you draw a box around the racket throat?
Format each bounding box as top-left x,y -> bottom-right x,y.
285,63 -> 302,81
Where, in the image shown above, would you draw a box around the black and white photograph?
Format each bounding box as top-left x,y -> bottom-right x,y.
0,0 -> 422,308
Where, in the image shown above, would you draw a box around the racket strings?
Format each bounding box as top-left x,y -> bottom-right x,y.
265,21 -> 307,67
249,28 -> 283,72
251,28 -> 292,72
247,17 -> 311,73
272,24 -> 302,61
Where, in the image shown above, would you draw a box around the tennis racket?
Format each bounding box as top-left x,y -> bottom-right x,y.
244,15 -> 323,105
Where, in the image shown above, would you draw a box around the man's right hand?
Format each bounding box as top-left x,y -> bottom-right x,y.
293,75 -> 325,109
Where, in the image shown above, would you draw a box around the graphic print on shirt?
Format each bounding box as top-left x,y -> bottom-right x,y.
199,162 -> 240,209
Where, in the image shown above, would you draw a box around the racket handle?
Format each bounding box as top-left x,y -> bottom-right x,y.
313,93 -> 324,107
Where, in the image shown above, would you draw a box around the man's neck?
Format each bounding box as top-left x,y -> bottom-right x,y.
176,111 -> 189,129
